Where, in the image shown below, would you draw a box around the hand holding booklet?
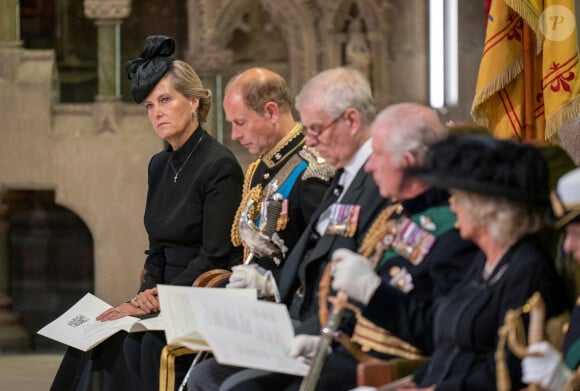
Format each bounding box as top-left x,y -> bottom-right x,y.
37,286 -> 258,353
187,294 -> 310,377
156,285 -> 257,351
38,286 -> 308,376
37,293 -> 163,352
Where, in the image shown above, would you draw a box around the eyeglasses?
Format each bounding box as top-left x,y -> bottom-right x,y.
303,111 -> 346,138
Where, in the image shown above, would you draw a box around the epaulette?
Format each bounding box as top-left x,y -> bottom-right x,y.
299,146 -> 335,182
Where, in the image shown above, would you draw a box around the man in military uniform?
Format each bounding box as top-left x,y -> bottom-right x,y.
225,67 -> 334,278
161,67 -> 333,391
223,104 -> 478,390
188,67 -> 393,390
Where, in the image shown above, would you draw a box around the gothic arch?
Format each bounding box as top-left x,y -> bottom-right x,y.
317,0 -> 391,108
186,0 -> 317,94
258,0 -> 318,93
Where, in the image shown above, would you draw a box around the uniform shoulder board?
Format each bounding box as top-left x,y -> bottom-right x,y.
299,146 -> 335,182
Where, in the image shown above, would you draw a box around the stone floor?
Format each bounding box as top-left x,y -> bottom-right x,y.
0,353 -> 62,390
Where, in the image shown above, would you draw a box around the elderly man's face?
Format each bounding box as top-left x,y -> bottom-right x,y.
365,123 -> 405,198
299,105 -> 353,169
564,222 -> 580,263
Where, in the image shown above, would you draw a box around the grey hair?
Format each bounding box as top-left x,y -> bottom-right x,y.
375,103 -> 447,166
295,67 -> 375,127
453,191 -> 545,247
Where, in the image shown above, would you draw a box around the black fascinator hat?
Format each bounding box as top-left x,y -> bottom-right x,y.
411,134 -> 550,206
125,35 -> 175,103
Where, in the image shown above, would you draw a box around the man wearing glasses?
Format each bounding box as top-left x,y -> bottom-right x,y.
188,67 -> 391,391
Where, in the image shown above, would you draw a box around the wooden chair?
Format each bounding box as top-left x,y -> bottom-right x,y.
192,269 -> 232,288
357,358 -> 428,388
159,269 -> 232,391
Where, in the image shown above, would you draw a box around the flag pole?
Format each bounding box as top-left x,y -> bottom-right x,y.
522,20 -> 536,141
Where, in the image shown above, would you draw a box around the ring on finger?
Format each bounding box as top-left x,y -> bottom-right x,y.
114,308 -> 121,313
133,295 -> 140,301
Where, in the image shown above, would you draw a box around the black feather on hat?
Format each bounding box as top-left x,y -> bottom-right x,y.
410,134 -> 550,206
125,35 -> 175,103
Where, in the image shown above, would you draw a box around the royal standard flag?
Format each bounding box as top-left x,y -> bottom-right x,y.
472,0 -> 580,142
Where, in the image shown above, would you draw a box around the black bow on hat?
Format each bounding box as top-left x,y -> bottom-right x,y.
409,134 -> 550,206
125,35 -> 175,103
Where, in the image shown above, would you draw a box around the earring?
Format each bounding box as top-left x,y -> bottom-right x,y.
192,111 -> 197,118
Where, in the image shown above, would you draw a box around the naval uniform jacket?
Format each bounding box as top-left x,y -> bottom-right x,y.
278,166 -> 391,334
363,235 -> 569,390
140,126 -> 244,290
354,188 -> 478,358
242,130 -> 332,275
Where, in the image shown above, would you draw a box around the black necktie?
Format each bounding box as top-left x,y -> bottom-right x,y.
331,168 -> 345,199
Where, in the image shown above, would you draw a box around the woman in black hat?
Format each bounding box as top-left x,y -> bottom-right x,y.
330,134 -> 569,390
50,35 -> 244,391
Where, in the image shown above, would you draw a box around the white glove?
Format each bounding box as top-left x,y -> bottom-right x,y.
330,248 -> 381,305
226,264 -> 279,299
289,334 -> 321,365
522,341 -> 571,391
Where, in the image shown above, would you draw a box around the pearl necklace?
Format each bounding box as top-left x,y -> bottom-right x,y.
168,133 -> 204,183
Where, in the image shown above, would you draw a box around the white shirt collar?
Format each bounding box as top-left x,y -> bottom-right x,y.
340,138 -> 372,192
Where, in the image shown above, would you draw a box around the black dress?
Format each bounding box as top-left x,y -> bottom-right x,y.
51,127 -> 244,391
140,126 -> 244,287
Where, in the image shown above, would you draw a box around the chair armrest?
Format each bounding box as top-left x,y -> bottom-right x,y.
357,358 -> 428,387
192,269 -> 231,287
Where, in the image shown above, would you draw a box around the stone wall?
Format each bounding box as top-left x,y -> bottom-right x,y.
0,44 -> 161,305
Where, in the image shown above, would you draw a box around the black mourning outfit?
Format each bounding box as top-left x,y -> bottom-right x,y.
141,126 -> 243,288
51,128 -> 243,391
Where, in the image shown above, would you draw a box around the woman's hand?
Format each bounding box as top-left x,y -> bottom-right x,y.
96,302 -> 147,321
130,287 -> 160,314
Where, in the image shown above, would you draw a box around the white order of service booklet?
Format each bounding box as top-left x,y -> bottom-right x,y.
37,293 -> 163,352
37,287 -> 258,353
188,294 -> 310,377
156,285 -> 257,351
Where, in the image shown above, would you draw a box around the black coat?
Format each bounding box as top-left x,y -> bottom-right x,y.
278,167 -> 391,334
364,235 -> 569,390
358,188 -> 477,357
141,127 -> 244,289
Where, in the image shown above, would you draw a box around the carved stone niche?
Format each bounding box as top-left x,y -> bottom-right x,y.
84,0 -> 131,21
188,49 -> 234,78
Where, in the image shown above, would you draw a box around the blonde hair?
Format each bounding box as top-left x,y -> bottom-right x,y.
453,190 -> 545,247
166,60 -> 212,124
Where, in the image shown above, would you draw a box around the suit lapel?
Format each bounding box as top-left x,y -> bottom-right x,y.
306,168 -> 370,261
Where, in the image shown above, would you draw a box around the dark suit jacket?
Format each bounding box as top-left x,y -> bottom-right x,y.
277,166 -> 391,334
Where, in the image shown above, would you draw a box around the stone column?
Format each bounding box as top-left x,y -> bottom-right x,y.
0,0 -> 23,81
84,0 -> 131,133
84,0 -> 131,98
0,0 -> 19,42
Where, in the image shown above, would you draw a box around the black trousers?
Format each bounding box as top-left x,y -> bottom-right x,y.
189,346 -> 358,391
124,330 -> 195,391
50,331 -> 136,391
